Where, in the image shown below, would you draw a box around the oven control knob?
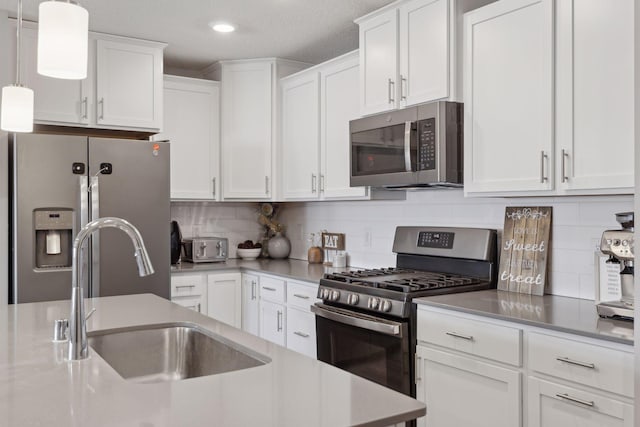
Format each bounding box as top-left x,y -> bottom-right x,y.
380,299 -> 392,312
368,297 -> 380,310
347,294 -> 359,305
320,288 -> 330,299
329,290 -> 340,301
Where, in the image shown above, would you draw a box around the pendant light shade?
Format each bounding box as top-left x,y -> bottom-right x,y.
1,85 -> 34,133
37,1 -> 89,79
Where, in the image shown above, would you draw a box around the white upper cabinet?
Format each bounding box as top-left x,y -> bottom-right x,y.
281,71 -> 320,199
9,21 -> 165,132
95,39 -> 163,130
555,0 -> 634,193
358,8 -> 399,115
154,76 -> 220,200
206,59 -> 308,200
399,0 -> 450,107
463,0 -> 554,194
464,0 -> 634,196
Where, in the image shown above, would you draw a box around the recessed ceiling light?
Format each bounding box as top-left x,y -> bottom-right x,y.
210,22 -> 235,33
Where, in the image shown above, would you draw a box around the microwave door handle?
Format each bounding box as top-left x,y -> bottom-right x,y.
404,121 -> 412,172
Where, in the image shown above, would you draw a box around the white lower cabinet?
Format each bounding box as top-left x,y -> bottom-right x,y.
241,273 -> 260,335
416,305 -> 634,427
206,272 -> 241,328
259,299 -> 286,346
170,273 -> 207,314
286,307 -> 316,358
416,346 -> 521,427
528,377 -> 633,427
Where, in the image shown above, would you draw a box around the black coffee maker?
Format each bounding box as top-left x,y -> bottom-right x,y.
170,220 -> 183,265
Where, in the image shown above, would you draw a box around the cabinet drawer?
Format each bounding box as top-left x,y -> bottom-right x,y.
417,308 -> 522,366
172,296 -> 204,313
171,274 -> 206,297
286,307 -> 317,358
528,332 -> 633,397
260,275 -> 286,303
287,280 -> 319,310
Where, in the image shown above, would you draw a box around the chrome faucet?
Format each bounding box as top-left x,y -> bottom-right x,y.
68,217 -> 155,361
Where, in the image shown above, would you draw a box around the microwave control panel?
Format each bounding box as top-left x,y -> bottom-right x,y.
417,231 -> 454,249
418,118 -> 436,170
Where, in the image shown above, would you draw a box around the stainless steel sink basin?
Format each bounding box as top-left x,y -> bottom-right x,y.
88,323 -> 270,384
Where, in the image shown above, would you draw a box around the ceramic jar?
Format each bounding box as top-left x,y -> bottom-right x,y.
307,246 -> 323,264
268,232 -> 291,259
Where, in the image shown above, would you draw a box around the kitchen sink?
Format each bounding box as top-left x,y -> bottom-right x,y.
88,323 -> 270,384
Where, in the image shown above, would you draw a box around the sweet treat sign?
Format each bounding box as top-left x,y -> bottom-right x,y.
498,207 -> 552,295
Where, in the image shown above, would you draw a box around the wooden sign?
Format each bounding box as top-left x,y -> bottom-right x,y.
498,207 -> 552,295
321,232 -> 345,250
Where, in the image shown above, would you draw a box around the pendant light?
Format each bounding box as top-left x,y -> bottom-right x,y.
37,0 -> 89,79
0,0 -> 34,133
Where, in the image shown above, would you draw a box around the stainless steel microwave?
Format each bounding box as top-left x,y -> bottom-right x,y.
350,101 -> 463,188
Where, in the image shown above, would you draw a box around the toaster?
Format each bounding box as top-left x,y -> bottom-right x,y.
182,237 -> 228,263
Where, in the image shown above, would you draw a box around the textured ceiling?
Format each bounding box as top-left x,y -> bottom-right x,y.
2,0 -> 396,71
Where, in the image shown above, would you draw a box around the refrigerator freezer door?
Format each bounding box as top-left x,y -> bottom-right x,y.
88,138 -> 170,299
12,134 -> 88,303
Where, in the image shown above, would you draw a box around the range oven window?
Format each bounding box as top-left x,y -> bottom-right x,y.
315,310 -> 411,396
351,123 -> 417,176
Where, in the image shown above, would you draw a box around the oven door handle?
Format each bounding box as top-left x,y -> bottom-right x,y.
311,304 -> 403,337
404,121 -> 412,172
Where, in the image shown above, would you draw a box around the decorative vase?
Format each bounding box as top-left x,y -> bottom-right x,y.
307,246 -> 323,264
268,232 -> 291,259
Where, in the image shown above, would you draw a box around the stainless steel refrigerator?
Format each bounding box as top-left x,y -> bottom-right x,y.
10,134 -> 170,303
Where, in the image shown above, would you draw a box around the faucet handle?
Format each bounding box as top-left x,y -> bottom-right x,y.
53,319 -> 69,342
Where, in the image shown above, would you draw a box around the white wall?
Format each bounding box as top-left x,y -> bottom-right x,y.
0,9 -> 9,306
279,191 -> 633,300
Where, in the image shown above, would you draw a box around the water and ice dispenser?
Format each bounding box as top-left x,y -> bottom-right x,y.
34,209 -> 73,269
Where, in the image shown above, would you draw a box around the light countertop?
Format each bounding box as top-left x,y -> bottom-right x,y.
171,258 -> 354,283
415,290 -> 633,345
0,294 -> 425,426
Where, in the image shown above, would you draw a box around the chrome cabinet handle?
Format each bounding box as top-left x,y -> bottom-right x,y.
98,98 -> 104,120
556,356 -> 595,369
416,355 -> 422,382
81,97 -> 88,119
265,176 -> 270,195
388,78 -> 395,104
561,149 -> 569,183
555,393 -> 594,407
293,293 -> 310,300
212,178 -> 216,197
540,151 -> 548,183
311,174 -> 317,193
197,303 -> 201,313
445,331 -> 474,341
293,331 -> 309,338
175,285 -> 196,290
277,310 -> 283,332
185,303 -> 201,312
400,75 -> 407,101
262,286 -> 276,291
251,281 -> 256,300
320,174 -> 325,192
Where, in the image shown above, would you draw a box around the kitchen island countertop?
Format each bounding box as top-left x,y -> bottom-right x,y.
415,289 -> 633,345
0,293 -> 425,427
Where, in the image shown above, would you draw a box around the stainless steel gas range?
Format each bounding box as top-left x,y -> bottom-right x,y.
312,226 -> 498,406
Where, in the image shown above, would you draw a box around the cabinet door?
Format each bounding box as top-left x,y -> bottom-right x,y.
399,0 -> 449,107
320,53 -> 368,199
286,307 -> 316,358
96,39 -> 163,130
206,272 -> 241,328
556,0 -> 634,192
259,300 -> 286,346
528,377 -> 633,427
241,273 -> 260,336
220,61 -> 273,199
359,9 -> 399,115
416,346 -> 521,427
157,76 -> 220,200
281,71 -> 320,200
13,26 -> 92,125
463,0 -> 554,194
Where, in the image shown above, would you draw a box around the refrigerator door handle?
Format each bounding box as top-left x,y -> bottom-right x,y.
90,176 -> 100,297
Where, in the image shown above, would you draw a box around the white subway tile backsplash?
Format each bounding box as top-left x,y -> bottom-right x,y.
174,192 -> 632,300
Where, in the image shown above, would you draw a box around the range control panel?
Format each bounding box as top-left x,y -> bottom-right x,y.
417,118 -> 436,170
417,231 -> 454,249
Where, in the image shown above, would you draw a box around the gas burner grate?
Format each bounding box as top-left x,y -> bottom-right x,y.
326,269 -> 483,293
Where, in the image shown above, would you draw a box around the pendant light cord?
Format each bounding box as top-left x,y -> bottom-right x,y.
15,0 -> 22,86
